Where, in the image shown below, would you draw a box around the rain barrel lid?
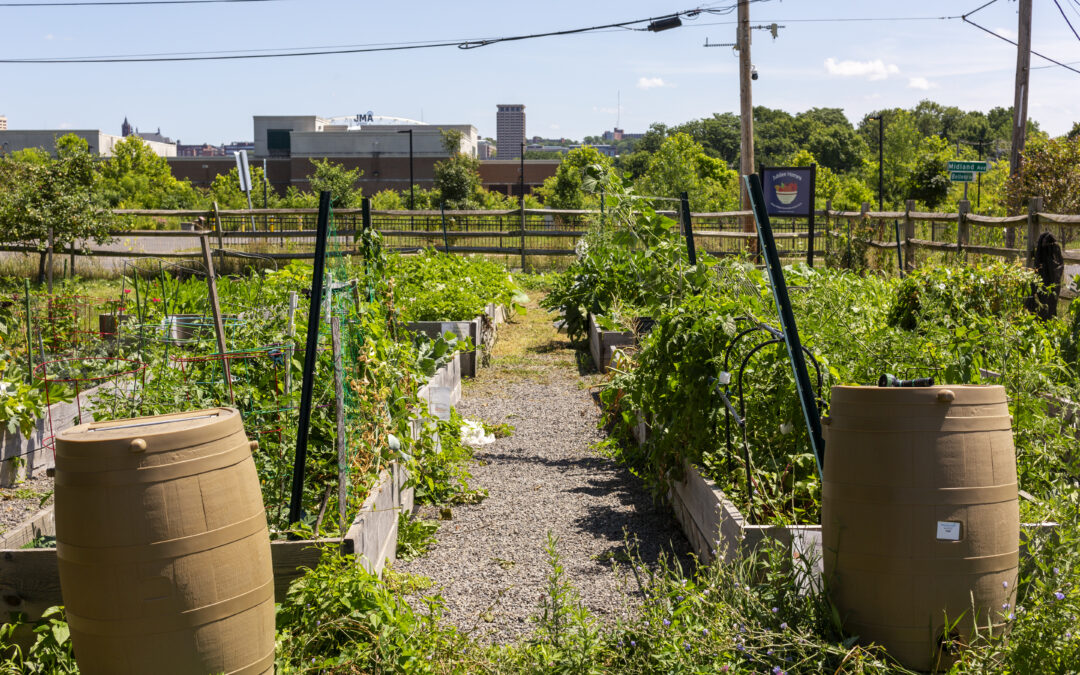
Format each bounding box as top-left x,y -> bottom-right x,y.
831,384 -> 1006,405
56,407 -> 243,457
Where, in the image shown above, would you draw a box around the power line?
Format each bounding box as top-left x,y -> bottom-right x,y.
0,0 -> 290,6
0,3 -> 749,63
962,12 -> 1080,75
1052,0 -> 1080,42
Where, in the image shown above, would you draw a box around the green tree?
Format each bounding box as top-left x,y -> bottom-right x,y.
307,158 -> 363,208
0,134 -> 113,281
433,130 -> 481,209
1006,135 -> 1080,214
905,135 -> 952,209
99,136 -> 200,209
788,149 -> 839,210
671,113 -> 741,164
636,133 -> 739,212
208,165 -> 277,209
538,146 -> 615,210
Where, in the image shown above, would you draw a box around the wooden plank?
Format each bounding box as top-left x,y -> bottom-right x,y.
199,236 -> 234,405
967,214 -> 1028,225
270,538 -> 340,600
0,538 -> 340,622
908,211 -> 960,221
0,507 -> 54,550
1038,213 -> 1080,225
113,230 -> 204,237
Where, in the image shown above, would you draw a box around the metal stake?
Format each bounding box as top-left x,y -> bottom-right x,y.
288,191 -> 333,530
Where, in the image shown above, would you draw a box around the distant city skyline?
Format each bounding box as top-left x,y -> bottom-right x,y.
0,0 -> 1076,145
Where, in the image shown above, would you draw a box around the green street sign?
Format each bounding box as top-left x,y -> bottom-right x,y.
950,171 -> 975,182
947,160 -> 988,173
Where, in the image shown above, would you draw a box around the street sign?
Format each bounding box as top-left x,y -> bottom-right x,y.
947,160 -> 988,173
950,171 -> 975,182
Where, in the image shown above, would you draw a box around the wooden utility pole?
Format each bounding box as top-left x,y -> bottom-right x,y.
738,0 -> 756,234
1007,0 -> 1032,246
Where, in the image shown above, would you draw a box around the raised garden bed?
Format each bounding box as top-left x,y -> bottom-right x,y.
405,304 -> 510,378
587,314 -> 636,374
0,352 -> 462,635
0,380 -> 112,486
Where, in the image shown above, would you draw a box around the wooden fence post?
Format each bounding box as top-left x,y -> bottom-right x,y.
824,199 -> 831,257
212,202 -> 225,272
199,235 -> 234,406
1026,196 -> 1043,267
46,227 -> 53,294
904,199 -> 916,271
957,199 -> 970,255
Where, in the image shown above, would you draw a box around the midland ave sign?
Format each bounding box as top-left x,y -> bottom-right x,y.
947,161 -> 988,183
947,160 -> 988,173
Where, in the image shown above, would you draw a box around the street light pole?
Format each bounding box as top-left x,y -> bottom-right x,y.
397,129 -> 414,209
868,114 -> 884,211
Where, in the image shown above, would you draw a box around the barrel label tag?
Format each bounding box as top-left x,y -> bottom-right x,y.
936,521 -> 962,541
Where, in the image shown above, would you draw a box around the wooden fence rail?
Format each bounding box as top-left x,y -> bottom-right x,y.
9,201 -> 1078,270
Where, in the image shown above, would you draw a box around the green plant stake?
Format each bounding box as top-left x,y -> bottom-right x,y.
745,173 -> 825,477
24,279 -> 33,384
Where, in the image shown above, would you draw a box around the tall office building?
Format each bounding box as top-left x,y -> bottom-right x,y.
495,104 -> 525,159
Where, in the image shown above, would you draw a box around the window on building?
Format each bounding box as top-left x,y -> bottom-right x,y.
267,129 -> 291,157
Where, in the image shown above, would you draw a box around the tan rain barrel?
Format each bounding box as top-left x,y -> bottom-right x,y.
55,407 -> 274,675
822,385 -> 1018,671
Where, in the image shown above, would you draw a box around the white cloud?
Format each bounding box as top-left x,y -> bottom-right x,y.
995,27 -> 1016,40
592,106 -> 619,115
636,76 -> 668,89
58,122 -> 73,129
44,34 -> 54,40
549,123 -> 561,130
824,57 -> 899,81
907,76 -> 936,90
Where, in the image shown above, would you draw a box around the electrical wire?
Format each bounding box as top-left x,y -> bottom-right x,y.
0,4 -> 743,63
1052,0 -> 1080,42
962,10 -> 1080,75
0,0 -> 289,5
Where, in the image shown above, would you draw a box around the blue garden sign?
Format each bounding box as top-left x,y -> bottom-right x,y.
761,166 -> 816,218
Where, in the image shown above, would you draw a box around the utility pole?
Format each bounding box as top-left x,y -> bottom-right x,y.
738,0 -> 755,234
1008,0 -> 1032,244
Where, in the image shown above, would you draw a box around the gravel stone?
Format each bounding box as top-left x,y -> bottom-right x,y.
0,475 -> 54,538
395,307 -> 690,644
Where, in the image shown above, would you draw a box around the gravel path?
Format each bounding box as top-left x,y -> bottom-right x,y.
0,475 -> 54,538
394,300 -> 690,644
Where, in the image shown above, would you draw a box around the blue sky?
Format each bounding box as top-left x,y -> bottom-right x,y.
0,0 -> 1077,144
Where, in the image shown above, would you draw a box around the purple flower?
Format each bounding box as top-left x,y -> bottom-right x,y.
780,622 -> 788,630
630,640 -> 636,647
677,595 -> 684,602
1002,603 -> 1010,610
663,618 -> 671,626
684,642 -> 692,652
1003,581 -> 1009,589
772,606 -> 779,613
1055,591 -> 1066,601
736,643 -> 745,652
1054,567 -> 1060,575
767,649 -> 774,656
702,628 -> 709,637
1008,613 -> 1015,620
773,668 -> 785,675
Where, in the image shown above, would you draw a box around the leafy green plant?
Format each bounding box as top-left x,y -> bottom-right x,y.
0,607 -> 78,674
392,249 -> 524,322
396,512 -> 439,562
